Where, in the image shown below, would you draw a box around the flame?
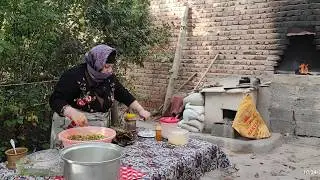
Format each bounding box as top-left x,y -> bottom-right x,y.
299,63 -> 310,75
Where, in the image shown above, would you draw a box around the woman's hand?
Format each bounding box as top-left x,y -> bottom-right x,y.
63,105 -> 88,127
139,109 -> 151,120
129,100 -> 151,120
71,111 -> 88,127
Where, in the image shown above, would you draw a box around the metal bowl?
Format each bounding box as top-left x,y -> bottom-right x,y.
60,142 -> 123,180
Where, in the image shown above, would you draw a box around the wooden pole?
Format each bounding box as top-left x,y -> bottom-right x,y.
175,72 -> 197,93
193,53 -> 219,91
162,6 -> 189,115
158,72 -> 197,114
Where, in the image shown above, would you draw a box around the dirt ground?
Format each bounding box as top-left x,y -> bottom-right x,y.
201,136 -> 320,180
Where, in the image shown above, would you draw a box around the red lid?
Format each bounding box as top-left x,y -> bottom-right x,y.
159,117 -> 179,123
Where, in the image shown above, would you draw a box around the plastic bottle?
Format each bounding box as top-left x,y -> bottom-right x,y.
155,123 -> 162,141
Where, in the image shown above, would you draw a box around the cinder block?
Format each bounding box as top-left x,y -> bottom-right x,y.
269,108 -> 294,121
211,122 -> 239,138
294,110 -> 320,123
296,121 -> 320,137
270,119 -> 295,134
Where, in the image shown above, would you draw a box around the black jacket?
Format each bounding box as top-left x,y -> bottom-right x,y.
49,63 -> 135,114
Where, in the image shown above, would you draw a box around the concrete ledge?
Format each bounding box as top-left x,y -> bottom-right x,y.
137,120 -> 283,154
190,132 -> 283,154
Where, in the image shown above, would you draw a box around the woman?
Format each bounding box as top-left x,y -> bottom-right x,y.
49,44 -> 150,148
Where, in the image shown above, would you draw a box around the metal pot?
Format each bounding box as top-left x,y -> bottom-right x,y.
60,142 -> 123,180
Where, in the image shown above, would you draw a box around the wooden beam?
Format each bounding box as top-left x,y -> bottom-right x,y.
193,53 -> 220,91
162,6 -> 189,115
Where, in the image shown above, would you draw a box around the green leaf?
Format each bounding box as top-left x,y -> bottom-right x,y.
0,0 -> 171,161
4,119 -> 17,127
17,117 -> 24,124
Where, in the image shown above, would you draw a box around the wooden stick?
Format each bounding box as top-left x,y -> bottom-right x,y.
175,72 -> 197,93
162,6 -> 189,115
156,72 -> 196,115
193,53 -> 219,91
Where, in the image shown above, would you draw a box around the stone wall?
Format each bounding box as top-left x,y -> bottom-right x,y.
269,75 -> 320,137
131,0 -> 320,110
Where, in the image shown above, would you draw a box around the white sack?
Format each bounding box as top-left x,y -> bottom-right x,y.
183,93 -> 204,106
178,122 -> 200,133
184,119 -> 204,132
183,109 -> 205,122
185,103 -> 204,114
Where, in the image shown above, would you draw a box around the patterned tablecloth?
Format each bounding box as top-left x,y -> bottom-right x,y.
0,138 -> 230,180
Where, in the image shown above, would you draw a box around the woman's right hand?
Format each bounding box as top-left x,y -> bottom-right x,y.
70,111 -> 88,127
63,105 -> 88,127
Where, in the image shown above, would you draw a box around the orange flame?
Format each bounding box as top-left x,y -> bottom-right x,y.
299,63 -> 310,75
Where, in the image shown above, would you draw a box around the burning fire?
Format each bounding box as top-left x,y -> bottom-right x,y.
299,63 -> 310,75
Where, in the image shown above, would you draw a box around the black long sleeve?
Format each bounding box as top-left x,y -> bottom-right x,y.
113,77 -> 136,107
49,66 -> 82,114
49,63 -> 136,114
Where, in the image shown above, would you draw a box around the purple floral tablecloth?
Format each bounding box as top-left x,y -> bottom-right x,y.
121,138 -> 230,180
1,138 -> 230,180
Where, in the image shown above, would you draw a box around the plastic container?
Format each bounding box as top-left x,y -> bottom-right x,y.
159,117 -> 179,139
167,128 -> 189,146
16,149 -> 63,176
5,147 -> 28,169
58,126 -> 116,147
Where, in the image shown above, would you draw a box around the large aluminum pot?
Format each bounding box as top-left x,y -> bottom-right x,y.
60,142 -> 123,180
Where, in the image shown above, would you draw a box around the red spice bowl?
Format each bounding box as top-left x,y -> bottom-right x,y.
58,126 -> 116,147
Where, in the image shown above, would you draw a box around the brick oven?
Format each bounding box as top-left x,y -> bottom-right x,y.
275,27 -> 320,75
131,0 -> 320,137
269,27 -> 320,137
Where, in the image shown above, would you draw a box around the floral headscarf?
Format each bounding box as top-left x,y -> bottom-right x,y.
85,44 -> 116,82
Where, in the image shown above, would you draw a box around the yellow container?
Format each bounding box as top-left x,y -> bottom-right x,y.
125,113 -> 137,119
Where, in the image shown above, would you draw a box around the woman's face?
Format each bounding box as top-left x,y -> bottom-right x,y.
100,63 -> 113,74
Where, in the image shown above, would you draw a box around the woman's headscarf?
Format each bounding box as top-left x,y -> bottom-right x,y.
85,44 -> 116,82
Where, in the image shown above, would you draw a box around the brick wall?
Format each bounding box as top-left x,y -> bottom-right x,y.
131,0 -> 320,110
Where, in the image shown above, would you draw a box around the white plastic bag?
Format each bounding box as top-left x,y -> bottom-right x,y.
178,120 -> 200,132
183,93 -> 204,106
184,119 -> 204,132
182,109 -> 204,122
185,103 -> 204,114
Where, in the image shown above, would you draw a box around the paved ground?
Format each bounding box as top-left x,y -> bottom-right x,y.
201,136 -> 320,180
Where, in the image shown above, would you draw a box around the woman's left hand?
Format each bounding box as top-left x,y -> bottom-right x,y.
139,110 -> 151,120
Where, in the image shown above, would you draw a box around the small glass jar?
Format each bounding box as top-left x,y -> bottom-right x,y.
124,113 -> 138,132
155,123 -> 162,142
